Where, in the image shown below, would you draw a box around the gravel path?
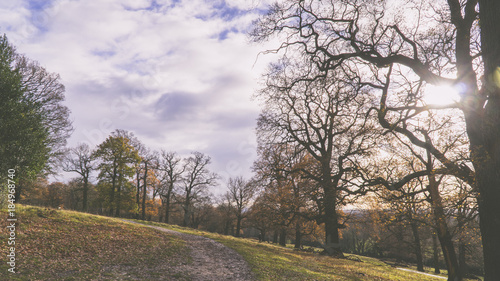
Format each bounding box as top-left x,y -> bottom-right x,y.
125,221 -> 255,281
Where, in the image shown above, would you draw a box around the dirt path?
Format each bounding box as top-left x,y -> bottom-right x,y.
125,221 -> 255,281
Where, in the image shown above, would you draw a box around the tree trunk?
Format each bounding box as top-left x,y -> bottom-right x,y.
164,191 -> 171,224
115,180 -> 121,217
109,171 -> 116,216
82,177 -> 88,212
458,243 -> 467,278
428,172 -> 461,281
470,139 -> 500,281
351,232 -> 357,254
294,222 -> 302,249
136,171 -> 141,215
432,233 -> 441,274
182,206 -> 189,227
14,180 -> 23,204
223,220 -> 230,235
279,228 -> 287,246
273,231 -> 278,244
141,162 -> 148,220
235,215 -> 242,237
410,220 -> 424,272
260,229 -> 266,242
182,186 -> 191,227
191,212 -> 199,229
323,180 -> 342,257
183,200 -> 190,227
468,1 -> 500,280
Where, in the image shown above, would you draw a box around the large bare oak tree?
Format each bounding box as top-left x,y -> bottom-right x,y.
252,0 -> 499,279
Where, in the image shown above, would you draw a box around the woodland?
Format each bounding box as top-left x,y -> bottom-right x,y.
2,1 -> 500,280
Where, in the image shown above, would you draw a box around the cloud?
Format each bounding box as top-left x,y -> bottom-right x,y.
0,0 -> 278,186
154,92 -> 201,122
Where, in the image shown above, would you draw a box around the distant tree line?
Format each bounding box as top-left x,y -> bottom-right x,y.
56,129 -> 219,227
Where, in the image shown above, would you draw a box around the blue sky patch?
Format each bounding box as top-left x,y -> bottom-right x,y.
92,49 -> 117,59
217,27 -> 238,41
26,0 -> 53,11
196,0 -> 250,22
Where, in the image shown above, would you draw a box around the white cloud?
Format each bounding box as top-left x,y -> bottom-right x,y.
1,0 -> 278,186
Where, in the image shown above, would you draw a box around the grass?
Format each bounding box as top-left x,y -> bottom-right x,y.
1,205 -> 480,280
1,205 -> 189,280
134,220 -> 461,281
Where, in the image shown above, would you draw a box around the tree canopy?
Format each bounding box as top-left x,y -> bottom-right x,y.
0,34 -> 72,204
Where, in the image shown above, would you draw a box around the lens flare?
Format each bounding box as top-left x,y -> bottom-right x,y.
423,84 -> 461,106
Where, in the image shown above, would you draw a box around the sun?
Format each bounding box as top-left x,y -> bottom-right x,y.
423,84 -> 461,106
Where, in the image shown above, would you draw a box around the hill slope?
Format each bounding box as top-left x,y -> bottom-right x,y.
1,205 -> 464,280
1,205 -> 188,280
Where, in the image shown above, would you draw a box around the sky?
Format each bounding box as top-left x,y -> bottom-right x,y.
0,0 -> 278,192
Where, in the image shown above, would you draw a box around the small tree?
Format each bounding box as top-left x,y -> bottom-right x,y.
227,177 -> 256,237
139,149 -> 158,220
157,151 -> 184,223
180,152 -> 218,227
63,143 -> 95,212
94,130 -> 140,217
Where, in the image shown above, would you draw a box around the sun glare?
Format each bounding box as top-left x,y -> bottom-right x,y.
423,84 -> 461,106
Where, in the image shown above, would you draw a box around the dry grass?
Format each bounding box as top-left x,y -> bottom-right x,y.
0,205 -> 189,280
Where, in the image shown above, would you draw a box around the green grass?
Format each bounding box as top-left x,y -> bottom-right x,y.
134,220 -> 458,281
1,205 -> 189,280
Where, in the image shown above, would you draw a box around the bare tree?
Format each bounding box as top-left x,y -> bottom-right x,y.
227,177 -> 256,237
253,142 -> 320,248
215,194 -> 236,235
158,151 -> 184,223
256,63 -> 377,256
63,143 -> 95,212
363,109 -> 470,279
252,1 -> 500,278
180,152 -> 218,227
18,55 -> 73,172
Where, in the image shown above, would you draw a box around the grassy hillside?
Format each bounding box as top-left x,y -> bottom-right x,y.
0,205 -> 189,280
138,221 -> 456,281
1,205 -> 478,280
